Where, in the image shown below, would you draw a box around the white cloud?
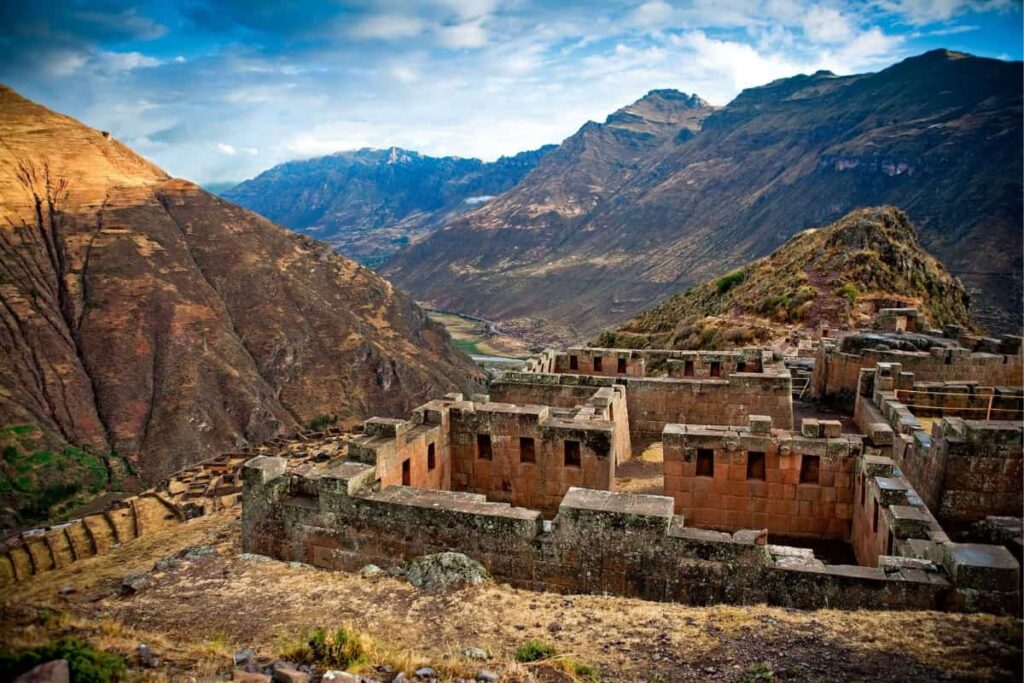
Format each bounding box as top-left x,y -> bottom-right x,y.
436,21 -> 489,48
95,51 -> 162,73
391,65 -> 419,83
216,143 -> 237,155
801,5 -> 855,43
629,1 -> 676,27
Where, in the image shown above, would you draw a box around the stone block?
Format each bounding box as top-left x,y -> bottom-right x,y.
819,420 -> 842,438
242,456 -> 286,486
888,505 -> 933,539
801,418 -> 820,438
943,543 -> 1021,592
748,415 -> 772,434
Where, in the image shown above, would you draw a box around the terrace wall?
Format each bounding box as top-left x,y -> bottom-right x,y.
242,458 -> 1000,612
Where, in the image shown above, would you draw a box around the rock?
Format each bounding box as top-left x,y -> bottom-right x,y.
403,553 -> 490,591
359,564 -> 383,577
13,660 -> 69,683
546,621 -> 562,634
459,646 -> 489,661
237,553 -> 274,562
392,675 -> 410,683
119,571 -> 154,596
181,545 -> 216,560
476,670 -> 499,682
234,648 -> 257,666
272,663 -> 310,683
414,667 -> 436,679
233,670 -> 271,683
138,643 -> 159,668
153,557 -> 181,572
321,673 -> 361,683
57,586 -> 76,596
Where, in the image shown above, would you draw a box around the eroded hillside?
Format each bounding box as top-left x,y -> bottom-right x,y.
0,84 -> 481,524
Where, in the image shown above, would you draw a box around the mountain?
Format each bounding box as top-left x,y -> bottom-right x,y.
595,206 -> 972,350
385,51 -> 1022,338
223,145 -> 555,267
0,84 -> 481,524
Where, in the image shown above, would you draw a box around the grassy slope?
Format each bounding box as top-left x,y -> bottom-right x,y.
597,207 -> 973,350
1,511 -> 1020,682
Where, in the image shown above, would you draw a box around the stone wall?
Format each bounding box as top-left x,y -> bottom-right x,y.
347,392 -> 629,518
662,417 -> 860,539
811,337 -> 1023,408
854,363 -> 1024,524
492,369 -> 793,452
242,457 -> 1020,614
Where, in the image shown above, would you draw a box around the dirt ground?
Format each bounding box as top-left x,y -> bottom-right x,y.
1,512 -> 1021,683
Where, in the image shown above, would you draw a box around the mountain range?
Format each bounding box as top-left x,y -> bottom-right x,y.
379,50 -> 1021,338
222,145 -> 555,267
0,85 -> 480,525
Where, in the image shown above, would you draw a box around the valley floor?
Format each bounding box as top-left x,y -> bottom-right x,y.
1,512 -> 1020,682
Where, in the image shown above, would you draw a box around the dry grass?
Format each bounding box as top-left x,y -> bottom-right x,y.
1,512 -> 1019,682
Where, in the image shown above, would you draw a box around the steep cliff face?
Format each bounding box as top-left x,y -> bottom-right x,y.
596,207 -> 972,350
223,145 -> 555,267
0,85 -> 481,521
386,51 -> 1022,337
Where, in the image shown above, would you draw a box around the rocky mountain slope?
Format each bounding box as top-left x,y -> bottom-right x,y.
595,206 -> 972,350
223,145 -> 554,267
0,84 -> 480,522
386,51 -> 1022,338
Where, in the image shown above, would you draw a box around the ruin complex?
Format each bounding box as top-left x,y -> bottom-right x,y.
5,309 -> 1022,617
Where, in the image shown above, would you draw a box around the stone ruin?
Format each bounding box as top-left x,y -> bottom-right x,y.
242,345 -> 1022,614
4,310 -> 1019,614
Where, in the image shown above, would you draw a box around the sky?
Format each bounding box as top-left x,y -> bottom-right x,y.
1,1 -> 1021,186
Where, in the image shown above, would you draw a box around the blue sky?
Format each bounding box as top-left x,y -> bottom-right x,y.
2,1 -> 1020,185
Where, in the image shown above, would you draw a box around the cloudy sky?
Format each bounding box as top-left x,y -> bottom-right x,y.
2,1 -> 1020,186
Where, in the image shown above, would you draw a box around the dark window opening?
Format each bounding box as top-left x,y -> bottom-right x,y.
569,355 -> 579,371
608,404 -> 614,421
872,499 -> 879,532
401,459 -> 411,486
564,440 -> 581,467
746,451 -> 766,480
593,356 -> 603,372
684,360 -> 694,376
799,455 -> 820,484
736,361 -> 747,372
519,437 -> 536,463
860,474 -> 865,506
617,357 -> 627,374
427,443 -> 436,471
710,361 -> 722,377
696,448 -> 715,477
887,530 -> 894,555
477,433 -> 492,460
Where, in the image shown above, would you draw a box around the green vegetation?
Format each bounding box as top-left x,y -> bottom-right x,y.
514,639 -> 558,663
734,662 -> 776,682
0,638 -> 126,683
0,424 -> 131,526
513,640 -> 596,681
835,283 -> 859,305
283,627 -> 367,669
308,414 -> 339,431
715,268 -> 746,294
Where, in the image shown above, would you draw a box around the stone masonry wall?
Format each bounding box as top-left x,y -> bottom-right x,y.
241,458 -> 1003,612
662,417 -> 860,539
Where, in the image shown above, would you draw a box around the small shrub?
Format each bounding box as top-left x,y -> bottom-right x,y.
835,283 -> 859,305
308,414 -> 339,431
715,269 -> 746,295
0,638 -> 126,683
294,627 -> 367,669
734,662 -> 775,682
2,445 -> 17,463
514,639 -> 558,663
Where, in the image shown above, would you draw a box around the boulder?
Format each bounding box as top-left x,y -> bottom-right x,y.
119,571 -> 154,596
13,660 -> 69,683
272,663 -> 310,683
233,670 -> 271,683
403,553 -> 490,591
